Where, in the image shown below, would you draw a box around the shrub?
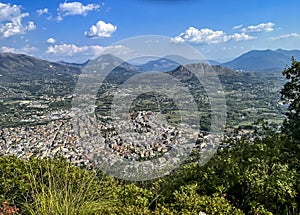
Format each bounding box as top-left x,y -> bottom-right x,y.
0,156 -> 119,214
0,156 -> 31,205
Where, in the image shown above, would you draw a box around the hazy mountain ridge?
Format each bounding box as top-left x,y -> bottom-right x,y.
2,48 -> 297,75
163,55 -> 220,66
221,49 -> 300,72
57,48 -> 300,73
1,49 -> 292,86
0,52 -> 235,81
0,53 -> 81,80
138,58 -> 180,72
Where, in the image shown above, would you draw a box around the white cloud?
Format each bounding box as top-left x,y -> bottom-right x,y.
57,15 -> 63,22
171,26 -> 255,44
183,27 -> 226,44
36,8 -> 49,16
58,2 -> 100,19
228,32 -> 255,41
47,37 -> 56,44
46,43 -> 130,57
170,36 -> 185,44
46,44 -> 111,57
21,44 -> 38,53
1,46 -> 16,53
0,2 -> 36,38
1,45 -> 38,54
46,44 -> 90,56
233,24 -> 243,30
269,33 -> 300,41
0,2 -> 21,22
85,20 -> 117,38
27,21 -> 36,31
241,22 -> 275,33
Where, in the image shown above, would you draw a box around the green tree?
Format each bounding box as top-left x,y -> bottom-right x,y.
156,133 -> 299,214
281,57 -> 300,143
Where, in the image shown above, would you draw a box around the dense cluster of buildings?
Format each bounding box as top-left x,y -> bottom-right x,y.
0,110 -> 224,168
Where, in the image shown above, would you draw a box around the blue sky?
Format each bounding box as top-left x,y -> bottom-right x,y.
0,0 -> 300,62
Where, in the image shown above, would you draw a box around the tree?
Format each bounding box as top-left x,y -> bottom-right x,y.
281,57 -> 300,144
280,57 -> 300,214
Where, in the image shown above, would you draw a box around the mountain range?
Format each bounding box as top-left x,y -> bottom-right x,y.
1,48 -> 299,83
96,49 -> 299,73
127,49 -> 299,73
221,49 -> 300,72
0,53 -> 238,88
0,52 -> 80,82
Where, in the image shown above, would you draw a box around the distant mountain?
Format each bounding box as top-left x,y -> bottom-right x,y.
168,63 -> 239,82
58,60 -> 90,67
58,54 -> 221,74
137,55 -> 220,73
0,52 -> 237,89
138,58 -> 180,72
0,53 -> 140,85
84,54 -> 141,84
164,55 -> 220,66
0,52 -> 82,97
275,49 -> 300,60
222,49 -> 300,72
89,54 -> 139,71
0,52 -> 80,81
207,60 -> 221,66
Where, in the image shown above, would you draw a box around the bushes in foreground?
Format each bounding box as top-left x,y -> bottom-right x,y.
0,156 -> 241,214
159,133 -> 299,214
0,156 -> 119,214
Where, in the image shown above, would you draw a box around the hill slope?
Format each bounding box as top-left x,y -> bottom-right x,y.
222,49 -> 300,72
0,52 -> 80,81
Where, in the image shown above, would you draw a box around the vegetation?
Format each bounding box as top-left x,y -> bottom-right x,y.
281,57 -> 300,143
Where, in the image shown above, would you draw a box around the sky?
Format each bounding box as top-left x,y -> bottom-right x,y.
0,0 -> 300,63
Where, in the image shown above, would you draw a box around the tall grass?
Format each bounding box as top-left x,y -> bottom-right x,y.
22,158 -> 116,215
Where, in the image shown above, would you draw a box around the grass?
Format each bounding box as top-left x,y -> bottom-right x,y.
22,158 -> 115,215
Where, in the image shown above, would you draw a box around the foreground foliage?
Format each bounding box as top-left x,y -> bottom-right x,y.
281,57 -> 300,144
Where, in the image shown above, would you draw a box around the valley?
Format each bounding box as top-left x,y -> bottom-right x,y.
0,53 -> 286,130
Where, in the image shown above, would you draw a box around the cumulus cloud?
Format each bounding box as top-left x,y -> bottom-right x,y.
0,2 -> 22,22
84,20 -> 117,38
177,27 -> 226,44
228,32 -> 255,41
47,37 -> 56,44
36,8 -> 49,16
46,44 -> 90,56
57,2 -> 100,20
171,26 -> 255,44
1,46 -> 16,53
269,33 -> 300,40
0,2 -> 36,38
170,36 -> 185,44
46,43 -> 130,57
1,45 -> 38,54
241,22 -> 275,33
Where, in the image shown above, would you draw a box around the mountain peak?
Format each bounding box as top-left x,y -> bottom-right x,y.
221,49 -> 299,72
